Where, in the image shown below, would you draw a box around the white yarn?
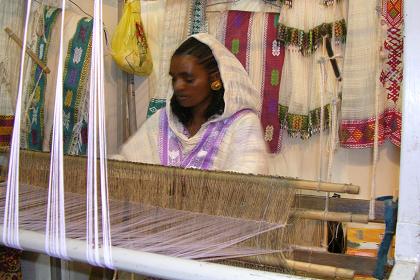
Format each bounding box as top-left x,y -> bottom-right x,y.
2,0 -> 33,250
86,0 -> 113,268
45,0 -> 68,259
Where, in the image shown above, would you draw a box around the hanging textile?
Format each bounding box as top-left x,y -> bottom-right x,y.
62,18 -> 93,155
146,0 -> 190,118
279,0 -> 342,8
379,0 -> 403,146
219,11 -> 285,153
276,0 -> 345,138
187,0 -> 208,35
339,0 -> 403,148
22,7 -> 61,151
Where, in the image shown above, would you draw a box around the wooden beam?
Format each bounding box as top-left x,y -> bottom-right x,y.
294,195 -> 385,222
293,249 -> 382,276
4,27 -> 51,74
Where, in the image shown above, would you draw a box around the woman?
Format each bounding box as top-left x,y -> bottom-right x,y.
117,33 -> 267,175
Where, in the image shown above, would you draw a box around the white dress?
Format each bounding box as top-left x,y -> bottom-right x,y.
116,33 -> 268,175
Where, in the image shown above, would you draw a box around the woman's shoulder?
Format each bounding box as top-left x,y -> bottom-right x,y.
231,109 -> 260,124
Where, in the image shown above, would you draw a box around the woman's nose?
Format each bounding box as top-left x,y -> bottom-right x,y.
173,79 -> 185,91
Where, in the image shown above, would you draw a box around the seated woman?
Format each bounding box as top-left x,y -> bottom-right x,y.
117,33 -> 267,175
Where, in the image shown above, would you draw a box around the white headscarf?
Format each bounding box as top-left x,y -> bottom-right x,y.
166,33 -> 261,136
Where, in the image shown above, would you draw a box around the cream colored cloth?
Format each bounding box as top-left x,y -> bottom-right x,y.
116,33 -> 268,175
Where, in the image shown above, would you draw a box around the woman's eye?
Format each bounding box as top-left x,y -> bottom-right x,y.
186,79 -> 194,84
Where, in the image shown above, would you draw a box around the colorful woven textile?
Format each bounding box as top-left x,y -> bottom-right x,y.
0,116 -> 13,147
277,19 -> 346,56
339,0 -> 403,148
147,98 -> 166,118
221,11 -> 285,153
277,0 -> 345,138
146,0 -> 190,118
380,0 -> 403,146
62,18 -> 93,155
279,0 -> 341,8
23,7 -> 60,151
187,0 -> 208,35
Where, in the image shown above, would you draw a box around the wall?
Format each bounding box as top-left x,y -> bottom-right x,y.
134,0 -> 400,200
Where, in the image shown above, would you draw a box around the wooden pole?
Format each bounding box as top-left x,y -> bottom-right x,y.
4,27 -> 51,74
237,256 -> 355,279
293,209 -> 369,223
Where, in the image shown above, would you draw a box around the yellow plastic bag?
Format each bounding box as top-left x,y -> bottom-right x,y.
111,0 -> 153,76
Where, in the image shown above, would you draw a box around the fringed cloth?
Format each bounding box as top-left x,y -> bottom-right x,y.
339,0 -> 403,148
218,11 -> 285,153
276,0 -> 345,139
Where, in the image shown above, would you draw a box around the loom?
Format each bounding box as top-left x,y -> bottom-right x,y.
0,147 -> 386,279
0,0 -> 395,279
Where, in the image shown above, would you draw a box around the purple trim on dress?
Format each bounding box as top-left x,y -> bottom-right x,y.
158,109 -> 251,170
159,110 -> 169,165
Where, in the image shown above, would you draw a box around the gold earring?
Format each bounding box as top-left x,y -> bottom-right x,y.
211,80 -> 222,91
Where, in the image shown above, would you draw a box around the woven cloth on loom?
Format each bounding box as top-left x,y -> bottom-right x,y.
218,11 -> 285,153
277,0 -> 345,139
339,0 -> 403,148
5,150 -> 296,264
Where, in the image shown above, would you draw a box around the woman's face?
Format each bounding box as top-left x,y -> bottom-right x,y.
169,55 -> 212,110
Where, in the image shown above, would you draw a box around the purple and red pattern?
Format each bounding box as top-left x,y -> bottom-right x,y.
224,11 -> 252,68
224,11 -> 284,153
260,13 -> 285,153
340,109 -> 402,148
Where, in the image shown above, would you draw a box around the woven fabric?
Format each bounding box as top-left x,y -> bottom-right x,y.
22,7 -> 61,151
339,0 -> 403,148
221,11 -> 285,153
187,0 -> 208,35
146,0 -> 190,118
0,116 -> 13,147
277,0 -> 345,138
62,18 -> 93,155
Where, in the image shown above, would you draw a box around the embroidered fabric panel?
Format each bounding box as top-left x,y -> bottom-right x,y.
147,98 -> 166,118
380,0 -> 403,103
279,104 -> 330,139
188,0 -> 208,35
223,11 -> 285,153
62,18 -> 93,155
260,14 -> 285,153
277,19 -> 346,56
158,109 -> 250,169
340,109 -> 402,148
0,115 -> 14,146
24,7 -> 60,151
339,0 -> 403,148
279,0 -> 342,8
